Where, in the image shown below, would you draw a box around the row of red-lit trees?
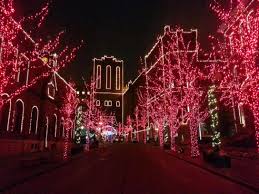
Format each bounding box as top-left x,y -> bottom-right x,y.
135,30 -> 208,157
132,0 -> 259,156
211,0 -> 259,152
83,77 -> 113,131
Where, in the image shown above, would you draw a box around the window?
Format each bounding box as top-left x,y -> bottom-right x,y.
29,106 -> 39,134
106,65 -> 111,89
116,101 -> 120,107
233,65 -> 238,78
13,99 -> 24,133
96,100 -> 100,106
48,114 -> 57,137
0,94 -> 11,131
96,65 -> 101,89
44,117 -> 49,148
17,54 -> 29,86
104,100 -> 112,107
170,81 -> 175,88
0,36 -> 3,62
238,103 -> 246,127
47,82 -> 56,100
60,118 -> 64,138
116,66 -> 121,90
239,21 -> 244,46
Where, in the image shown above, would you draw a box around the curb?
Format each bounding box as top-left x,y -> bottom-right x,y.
0,153 -> 86,193
166,151 -> 259,193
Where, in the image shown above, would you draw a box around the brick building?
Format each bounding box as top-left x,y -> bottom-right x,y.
0,21 -> 75,158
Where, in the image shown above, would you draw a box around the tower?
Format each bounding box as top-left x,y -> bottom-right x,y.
93,56 -> 124,124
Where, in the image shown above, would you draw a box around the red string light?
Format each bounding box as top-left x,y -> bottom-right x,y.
210,0 -> 259,152
61,82 -> 78,160
0,0 -> 82,108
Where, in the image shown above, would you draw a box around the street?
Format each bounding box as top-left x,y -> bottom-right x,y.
3,143 -> 256,194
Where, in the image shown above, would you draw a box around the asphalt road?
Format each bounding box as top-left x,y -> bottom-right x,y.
3,143 -> 257,194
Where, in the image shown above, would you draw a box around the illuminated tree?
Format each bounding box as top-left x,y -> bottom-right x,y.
125,115 -> 133,141
61,82 -> 78,160
208,85 -> 219,132
210,0 -> 259,152
0,0 -> 81,108
83,77 -> 112,135
74,105 -> 85,144
136,89 -> 149,143
133,105 -> 140,142
139,27 -> 208,156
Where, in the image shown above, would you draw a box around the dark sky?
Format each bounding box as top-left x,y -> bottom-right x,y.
16,0 -> 217,86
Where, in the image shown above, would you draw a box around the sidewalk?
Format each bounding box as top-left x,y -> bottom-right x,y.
165,150 -> 259,193
222,146 -> 258,160
0,151 -> 85,192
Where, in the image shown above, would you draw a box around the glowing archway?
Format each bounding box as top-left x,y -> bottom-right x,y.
101,125 -> 117,141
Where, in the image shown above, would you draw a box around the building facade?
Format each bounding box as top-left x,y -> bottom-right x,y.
93,56 -> 124,125
0,70 -> 75,157
123,16 -> 258,146
0,20 -> 75,158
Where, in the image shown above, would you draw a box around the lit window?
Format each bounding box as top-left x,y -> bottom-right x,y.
104,100 -> 112,107
96,65 -> 101,89
106,65 -> 111,89
16,54 -> 30,85
47,82 -> 55,100
0,36 -> 3,62
96,100 -> 100,106
116,101 -> 120,107
170,81 -> 175,88
238,103 -> 246,127
116,66 -> 120,90
233,65 -> 238,78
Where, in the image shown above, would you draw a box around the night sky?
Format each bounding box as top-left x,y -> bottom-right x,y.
16,0 -> 218,86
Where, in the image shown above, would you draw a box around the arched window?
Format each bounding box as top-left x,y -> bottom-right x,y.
49,114 -> 57,138
13,99 -> 24,133
238,103 -> 246,127
44,116 -> 49,148
29,106 -> 39,134
0,94 -> 11,131
17,54 -> 29,86
0,36 -> 3,62
47,82 -> 56,100
60,117 -> 64,138
96,65 -> 101,89
116,66 -> 121,90
106,65 -> 111,89
54,114 -> 57,137
239,21 -> 244,46
71,127 -> 73,139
